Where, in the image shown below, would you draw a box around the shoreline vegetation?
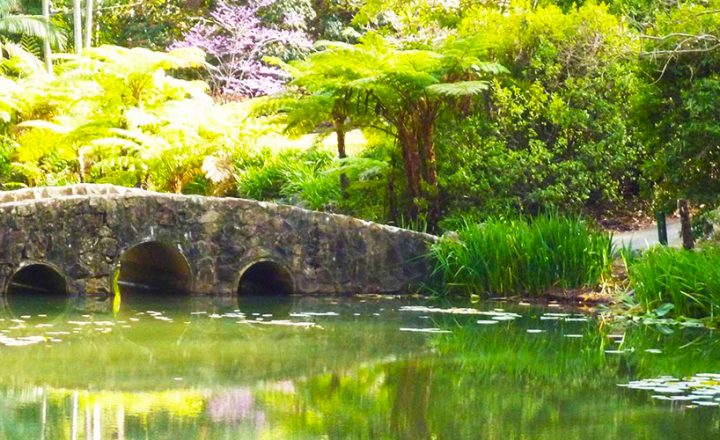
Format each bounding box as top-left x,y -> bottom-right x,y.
429,214 -> 720,326
430,214 -> 613,297
2,0 -> 720,325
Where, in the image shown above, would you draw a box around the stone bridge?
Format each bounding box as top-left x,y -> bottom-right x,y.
0,185 -> 436,297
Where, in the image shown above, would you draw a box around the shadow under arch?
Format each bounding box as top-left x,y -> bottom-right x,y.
237,260 -> 294,296
117,241 -> 193,296
3,263 -> 71,318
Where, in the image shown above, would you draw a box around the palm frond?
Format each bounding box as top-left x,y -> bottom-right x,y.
0,15 -> 66,48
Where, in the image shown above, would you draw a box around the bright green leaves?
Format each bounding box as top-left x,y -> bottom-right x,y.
0,44 -> 262,193
426,81 -> 489,97
276,33 -> 507,229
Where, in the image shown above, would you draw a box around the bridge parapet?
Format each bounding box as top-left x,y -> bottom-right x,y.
0,185 -> 436,296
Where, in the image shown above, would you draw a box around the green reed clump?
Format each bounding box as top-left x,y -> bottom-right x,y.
627,245 -> 720,318
431,214 -> 613,297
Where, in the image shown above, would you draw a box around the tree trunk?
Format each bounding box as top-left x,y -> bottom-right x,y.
73,0 -> 82,54
387,150 -> 398,223
678,199 -> 694,250
417,109 -> 440,233
84,0 -> 94,49
421,136 -> 440,233
333,112 -> 349,199
42,0 -> 52,73
398,128 -> 422,223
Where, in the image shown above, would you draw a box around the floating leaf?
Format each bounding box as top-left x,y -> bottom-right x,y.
655,303 -> 675,317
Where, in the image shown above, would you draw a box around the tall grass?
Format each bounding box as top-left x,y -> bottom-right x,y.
431,214 -> 613,296
627,245 -> 720,318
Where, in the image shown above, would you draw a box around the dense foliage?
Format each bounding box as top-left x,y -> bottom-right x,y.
2,0 -> 720,233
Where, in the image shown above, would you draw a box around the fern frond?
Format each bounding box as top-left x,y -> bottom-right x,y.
17,119 -> 72,133
426,81 -> 490,97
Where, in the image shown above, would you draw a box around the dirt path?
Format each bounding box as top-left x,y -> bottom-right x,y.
611,218 -> 682,250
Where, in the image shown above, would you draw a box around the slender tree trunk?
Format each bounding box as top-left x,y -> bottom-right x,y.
333,112 -> 349,199
77,148 -> 85,183
411,103 -> 441,232
418,113 -> 440,233
388,146 -> 398,224
73,0 -> 83,54
398,128 -> 422,223
84,0 -> 94,49
42,0 -> 52,73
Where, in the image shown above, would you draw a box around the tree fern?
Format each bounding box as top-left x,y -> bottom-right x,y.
277,32 -> 507,230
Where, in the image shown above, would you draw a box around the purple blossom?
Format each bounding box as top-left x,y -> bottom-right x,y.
171,0 -> 312,99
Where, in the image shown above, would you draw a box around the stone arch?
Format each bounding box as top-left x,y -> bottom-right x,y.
237,260 -> 294,295
2,263 -> 70,318
116,241 -> 193,295
4,263 -> 69,296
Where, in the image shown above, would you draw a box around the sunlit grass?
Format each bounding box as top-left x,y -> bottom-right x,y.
431,214 -> 613,297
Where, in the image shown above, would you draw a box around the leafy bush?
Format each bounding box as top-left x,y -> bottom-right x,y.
436,3 -> 642,219
627,245 -> 720,318
234,140 -> 405,223
431,214 -> 613,296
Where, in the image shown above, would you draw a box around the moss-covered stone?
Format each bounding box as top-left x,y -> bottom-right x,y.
0,185 -> 435,296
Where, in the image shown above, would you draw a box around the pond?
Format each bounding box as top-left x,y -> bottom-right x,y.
0,292 -> 719,439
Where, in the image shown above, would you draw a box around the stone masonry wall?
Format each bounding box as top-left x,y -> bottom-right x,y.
0,185 -> 436,296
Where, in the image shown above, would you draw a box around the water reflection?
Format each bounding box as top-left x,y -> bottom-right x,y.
1,293 -> 71,320
0,296 -> 719,439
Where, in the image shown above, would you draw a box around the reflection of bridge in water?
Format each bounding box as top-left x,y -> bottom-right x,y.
0,293 -> 433,439
0,185 -> 434,298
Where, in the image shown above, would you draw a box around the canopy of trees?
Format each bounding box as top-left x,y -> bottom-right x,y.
2,0 -> 720,231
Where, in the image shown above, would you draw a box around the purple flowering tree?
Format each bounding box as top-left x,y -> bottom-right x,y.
172,0 -> 312,99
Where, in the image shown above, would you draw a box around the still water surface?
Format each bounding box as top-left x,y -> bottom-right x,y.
0,293 -> 719,439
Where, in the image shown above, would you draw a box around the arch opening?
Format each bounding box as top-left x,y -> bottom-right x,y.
5,264 -> 69,317
237,261 -> 294,296
118,242 -> 192,296
6,264 -> 68,297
